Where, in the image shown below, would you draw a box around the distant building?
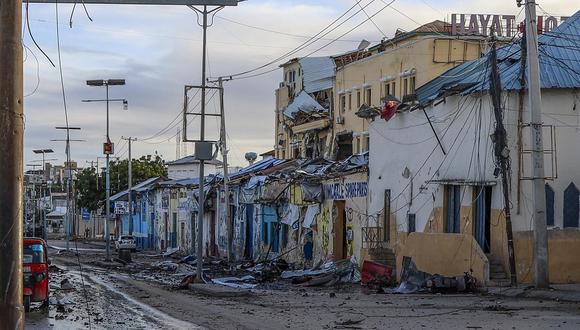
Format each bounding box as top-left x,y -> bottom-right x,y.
166,155 -> 222,180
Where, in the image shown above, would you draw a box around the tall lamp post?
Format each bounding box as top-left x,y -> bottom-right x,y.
33,148 -> 54,240
85,79 -> 127,261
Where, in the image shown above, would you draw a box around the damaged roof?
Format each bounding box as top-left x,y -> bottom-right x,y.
283,91 -> 327,119
416,10 -> 580,104
298,57 -> 336,93
110,177 -> 162,201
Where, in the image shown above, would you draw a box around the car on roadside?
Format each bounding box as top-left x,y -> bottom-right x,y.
115,235 -> 136,252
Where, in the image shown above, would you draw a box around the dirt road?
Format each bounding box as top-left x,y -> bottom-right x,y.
26,242 -> 580,330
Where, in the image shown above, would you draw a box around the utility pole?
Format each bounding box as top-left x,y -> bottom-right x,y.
0,0 -> 24,326
185,4 -> 225,282
26,164 -> 42,237
122,136 -> 137,235
217,78 -> 232,261
524,0 -> 549,288
86,79 -> 127,261
489,33 -> 518,287
54,128 -> 83,250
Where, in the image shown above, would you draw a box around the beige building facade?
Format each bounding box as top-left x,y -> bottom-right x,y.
332,21 -> 487,159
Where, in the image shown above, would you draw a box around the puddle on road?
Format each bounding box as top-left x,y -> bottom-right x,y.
26,264 -> 203,330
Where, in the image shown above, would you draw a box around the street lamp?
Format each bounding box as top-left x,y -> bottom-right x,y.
86,78 -> 126,261
32,148 -> 54,241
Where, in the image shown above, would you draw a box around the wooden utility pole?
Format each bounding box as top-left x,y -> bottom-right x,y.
524,0 -> 549,288
217,78 -> 232,261
489,35 -> 518,287
0,0 -> 24,327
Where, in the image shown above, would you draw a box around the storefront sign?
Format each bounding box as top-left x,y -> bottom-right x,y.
323,181 -> 368,200
451,14 -> 569,37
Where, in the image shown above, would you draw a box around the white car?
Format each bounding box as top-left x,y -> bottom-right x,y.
115,235 -> 136,252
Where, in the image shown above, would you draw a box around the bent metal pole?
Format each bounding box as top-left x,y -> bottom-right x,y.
0,0 -> 25,327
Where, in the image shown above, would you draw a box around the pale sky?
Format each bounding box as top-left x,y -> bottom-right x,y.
22,0 -> 577,168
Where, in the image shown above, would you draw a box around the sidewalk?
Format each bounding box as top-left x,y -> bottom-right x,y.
489,284 -> 580,303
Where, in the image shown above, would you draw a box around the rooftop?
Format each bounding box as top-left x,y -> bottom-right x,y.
416,10 -> 580,104
166,155 -> 223,166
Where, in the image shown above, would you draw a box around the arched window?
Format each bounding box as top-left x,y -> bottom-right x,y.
563,183 -> 579,228
545,184 -> 555,226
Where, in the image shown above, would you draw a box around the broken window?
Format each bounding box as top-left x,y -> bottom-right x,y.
348,93 -> 352,110
336,133 -> 353,161
356,90 -> 361,108
340,94 -> 346,113
384,82 -> 391,97
365,87 -> 372,105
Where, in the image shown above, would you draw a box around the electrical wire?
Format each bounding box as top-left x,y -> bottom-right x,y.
355,0 -> 388,38
25,0 -> 55,67
214,15 -> 385,43
220,0 -> 375,79
235,0 -> 401,81
54,2 -> 92,327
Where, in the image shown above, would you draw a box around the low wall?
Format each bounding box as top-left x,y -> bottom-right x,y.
396,232 -> 489,285
514,229 -> 580,284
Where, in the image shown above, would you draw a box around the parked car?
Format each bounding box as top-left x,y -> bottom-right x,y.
23,237 -> 50,312
115,235 -> 136,252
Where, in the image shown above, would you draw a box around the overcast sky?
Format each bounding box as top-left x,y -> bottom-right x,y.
22,0 -> 577,168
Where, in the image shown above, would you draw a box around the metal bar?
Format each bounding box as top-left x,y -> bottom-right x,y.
185,113 -> 222,117
0,0 -> 24,324
28,0 -> 238,5
422,108 -> 446,155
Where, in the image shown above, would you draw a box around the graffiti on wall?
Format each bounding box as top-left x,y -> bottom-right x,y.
319,206 -> 331,255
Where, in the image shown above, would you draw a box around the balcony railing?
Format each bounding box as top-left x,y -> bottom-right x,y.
362,226 -> 386,250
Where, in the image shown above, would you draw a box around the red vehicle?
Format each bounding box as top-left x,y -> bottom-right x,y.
23,238 -> 50,312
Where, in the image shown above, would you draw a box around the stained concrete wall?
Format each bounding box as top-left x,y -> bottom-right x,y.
514,230 -> 580,284
396,232 -> 489,284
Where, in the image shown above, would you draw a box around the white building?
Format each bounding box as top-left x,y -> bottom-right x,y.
367,11 -> 580,285
166,155 -> 222,180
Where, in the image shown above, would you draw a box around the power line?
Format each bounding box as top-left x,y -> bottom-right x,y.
214,14 -> 386,42
230,0 -> 399,81
219,0 -> 374,79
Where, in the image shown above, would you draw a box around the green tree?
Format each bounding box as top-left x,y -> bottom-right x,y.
75,167 -> 102,211
75,154 -> 167,211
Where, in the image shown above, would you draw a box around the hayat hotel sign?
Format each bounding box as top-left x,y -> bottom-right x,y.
451,13 -> 570,37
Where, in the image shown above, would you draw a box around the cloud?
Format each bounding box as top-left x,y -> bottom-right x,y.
22,1 -> 579,168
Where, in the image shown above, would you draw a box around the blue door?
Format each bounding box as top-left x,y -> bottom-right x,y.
262,206 -> 279,252
564,183 -> 579,228
245,204 -> 254,258
172,212 -> 177,248
474,186 -> 491,253
446,185 -> 461,233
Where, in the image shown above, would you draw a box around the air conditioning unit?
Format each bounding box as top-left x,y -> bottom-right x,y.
336,116 -> 345,124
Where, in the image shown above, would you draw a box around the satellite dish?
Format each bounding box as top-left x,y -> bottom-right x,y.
357,39 -> 371,51
245,152 -> 258,165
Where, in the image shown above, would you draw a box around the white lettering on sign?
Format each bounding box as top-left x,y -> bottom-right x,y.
451,14 -> 569,37
323,181 -> 368,200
